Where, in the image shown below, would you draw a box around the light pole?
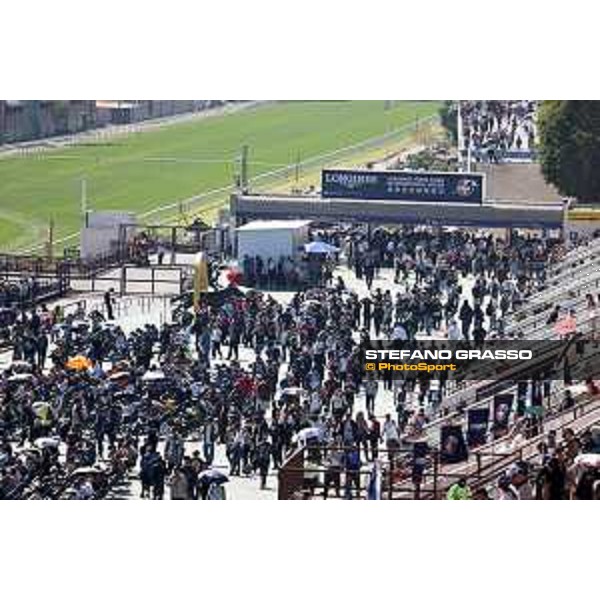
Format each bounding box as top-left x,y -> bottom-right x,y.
0,100 -> 5,146
81,176 -> 89,227
241,145 -> 249,192
295,151 -> 301,183
384,100 -> 392,134
46,217 -> 54,260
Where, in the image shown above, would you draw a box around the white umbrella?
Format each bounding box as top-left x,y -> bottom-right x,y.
34,437 -> 60,449
294,427 -> 322,444
304,241 -> 340,254
11,360 -> 32,372
72,466 -> 104,476
198,469 -> 229,485
142,370 -> 166,382
574,453 -> 600,469
109,371 -> 130,381
7,373 -> 34,383
281,387 -> 305,396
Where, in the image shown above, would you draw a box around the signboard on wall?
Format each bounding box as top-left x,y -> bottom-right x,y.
467,408 -> 489,447
440,425 -> 469,464
321,169 -> 485,204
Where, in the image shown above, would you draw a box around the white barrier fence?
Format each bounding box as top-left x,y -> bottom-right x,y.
77,294 -> 173,331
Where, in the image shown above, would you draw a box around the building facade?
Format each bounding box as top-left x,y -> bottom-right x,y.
0,100 -> 97,143
0,100 -> 228,143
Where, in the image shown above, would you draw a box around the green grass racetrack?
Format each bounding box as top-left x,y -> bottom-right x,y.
0,101 -> 440,252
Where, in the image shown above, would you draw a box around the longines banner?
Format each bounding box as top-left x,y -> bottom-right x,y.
321,169 -> 485,204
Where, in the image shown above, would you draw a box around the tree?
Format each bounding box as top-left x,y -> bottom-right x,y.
537,101 -> 600,202
439,101 -> 458,144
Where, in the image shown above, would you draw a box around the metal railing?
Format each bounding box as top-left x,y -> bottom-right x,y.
278,395 -> 600,500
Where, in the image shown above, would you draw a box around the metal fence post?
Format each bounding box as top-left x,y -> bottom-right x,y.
120,265 -> 126,296
433,451 -> 439,499
171,227 -> 177,265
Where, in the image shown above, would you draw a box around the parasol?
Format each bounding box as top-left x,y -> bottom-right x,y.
72,466 -> 105,476
574,453 -> 600,469
554,315 -> 577,337
66,355 -> 93,371
198,468 -> 229,486
304,241 -> 340,255
11,360 -> 32,373
34,437 -> 60,449
7,373 -> 34,383
293,427 -> 322,444
142,370 -> 166,382
108,371 -> 130,381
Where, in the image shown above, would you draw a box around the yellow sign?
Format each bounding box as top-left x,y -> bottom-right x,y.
193,252 -> 209,311
568,209 -> 600,221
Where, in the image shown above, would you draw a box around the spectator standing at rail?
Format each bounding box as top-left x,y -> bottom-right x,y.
343,444 -> 361,499
447,478 -> 471,500
323,437 -> 343,499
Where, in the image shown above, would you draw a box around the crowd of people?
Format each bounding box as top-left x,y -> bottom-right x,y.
460,100 -> 537,163
240,254 -> 333,289
447,424 -> 600,500
0,222 -> 598,500
0,281 -> 365,499
0,277 -> 61,310
317,226 -> 559,343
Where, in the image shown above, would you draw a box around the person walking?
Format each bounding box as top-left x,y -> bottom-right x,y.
255,437 -> 272,490
368,415 -> 381,459
365,376 -> 378,415
36,332 -> 48,370
104,288 -> 115,321
459,300 -> 473,340
169,467 -> 190,500
382,414 -> 400,467
202,419 -> 217,466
